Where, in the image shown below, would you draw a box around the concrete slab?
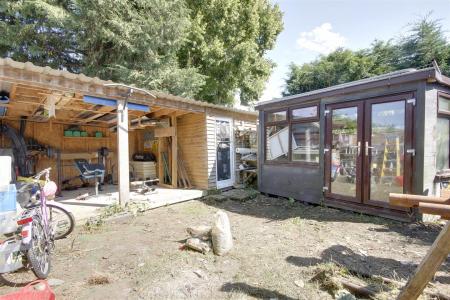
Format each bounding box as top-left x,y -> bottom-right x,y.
52,185 -> 205,222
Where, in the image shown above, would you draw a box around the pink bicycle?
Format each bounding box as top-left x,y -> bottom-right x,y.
0,168 -> 74,279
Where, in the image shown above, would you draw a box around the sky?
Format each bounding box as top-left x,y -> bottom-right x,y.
259,0 -> 450,102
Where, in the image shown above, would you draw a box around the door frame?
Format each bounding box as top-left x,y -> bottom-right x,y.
324,92 -> 415,209
215,117 -> 235,189
324,101 -> 364,203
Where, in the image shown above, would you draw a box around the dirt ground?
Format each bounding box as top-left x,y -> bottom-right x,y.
1,193 -> 449,299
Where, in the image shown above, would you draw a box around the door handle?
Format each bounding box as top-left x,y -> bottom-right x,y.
349,142 -> 361,156
365,141 -> 374,156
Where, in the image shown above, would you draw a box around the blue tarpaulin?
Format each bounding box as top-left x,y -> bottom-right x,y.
83,95 -> 149,112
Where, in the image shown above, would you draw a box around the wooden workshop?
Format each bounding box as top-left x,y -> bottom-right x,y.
0,58 -> 257,204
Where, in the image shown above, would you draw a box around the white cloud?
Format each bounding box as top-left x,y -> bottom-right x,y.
296,23 -> 346,54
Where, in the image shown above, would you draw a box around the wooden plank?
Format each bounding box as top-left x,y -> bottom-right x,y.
117,100 -> 130,205
154,127 -> 175,138
389,193 -> 450,208
171,115 -> 178,188
418,203 -> 450,218
397,221 -> 450,300
60,152 -> 99,160
148,108 -> 175,119
158,137 -> 164,183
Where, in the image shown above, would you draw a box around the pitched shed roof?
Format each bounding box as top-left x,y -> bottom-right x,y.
256,67 -> 450,110
0,57 -> 257,117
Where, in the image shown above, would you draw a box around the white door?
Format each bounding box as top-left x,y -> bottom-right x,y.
216,118 -> 234,189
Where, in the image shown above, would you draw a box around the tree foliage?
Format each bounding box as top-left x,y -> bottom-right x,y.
180,0 -> 283,104
0,0 -> 282,103
0,1 -> 79,72
284,16 -> 450,96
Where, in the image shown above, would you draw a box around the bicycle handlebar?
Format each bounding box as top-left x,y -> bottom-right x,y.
33,168 -> 51,181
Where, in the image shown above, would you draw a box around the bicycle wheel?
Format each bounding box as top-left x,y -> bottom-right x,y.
27,219 -> 51,279
45,204 -> 75,240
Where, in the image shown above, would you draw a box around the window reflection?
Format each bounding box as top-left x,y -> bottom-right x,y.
266,125 -> 289,161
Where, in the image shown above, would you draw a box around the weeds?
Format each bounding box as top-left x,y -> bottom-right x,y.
83,203 -> 125,232
87,272 -> 110,285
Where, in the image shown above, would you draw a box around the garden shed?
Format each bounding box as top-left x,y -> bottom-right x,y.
256,66 -> 450,221
0,58 -> 257,205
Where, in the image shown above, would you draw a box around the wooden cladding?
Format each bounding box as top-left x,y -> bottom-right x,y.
154,127 -> 175,138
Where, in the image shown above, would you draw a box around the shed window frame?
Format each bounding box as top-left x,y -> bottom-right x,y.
437,92 -> 450,170
438,92 -> 450,116
264,103 -> 320,166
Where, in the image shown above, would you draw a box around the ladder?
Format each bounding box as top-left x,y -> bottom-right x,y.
380,136 -> 401,184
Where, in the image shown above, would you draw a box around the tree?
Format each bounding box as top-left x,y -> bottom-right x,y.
180,0 -> 283,105
284,49 -> 377,96
283,15 -> 450,97
399,16 -> 450,74
75,0 -> 205,98
0,0 -> 205,98
1,0 -> 283,104
0,0 -> 79,72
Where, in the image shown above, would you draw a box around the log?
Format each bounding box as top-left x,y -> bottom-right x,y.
389,193 -> 449,208
397,221 -> 450,300
419,203 -> 450,218
340,279 -> 377,298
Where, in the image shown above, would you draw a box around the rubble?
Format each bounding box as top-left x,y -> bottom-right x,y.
183,211 -> 233,256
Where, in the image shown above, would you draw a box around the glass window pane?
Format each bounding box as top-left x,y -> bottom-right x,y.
330,107 -> 358,198
436,118 -> 449,170
439,95 -> 450,113
267,111 -> 286,122
216,120 -> 232,181
291,122 -> 320,163
265,125 -> 288,161
369,100 -> 405,202
292,106 -> 318,119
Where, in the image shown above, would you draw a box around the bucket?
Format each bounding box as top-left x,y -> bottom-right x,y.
0,184 -> 16,213
0,184 -> 17,235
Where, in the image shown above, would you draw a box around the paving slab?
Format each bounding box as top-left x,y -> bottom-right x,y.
54,185 -> 205,222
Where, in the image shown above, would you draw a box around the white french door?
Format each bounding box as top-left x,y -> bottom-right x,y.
215,117 -> 234,189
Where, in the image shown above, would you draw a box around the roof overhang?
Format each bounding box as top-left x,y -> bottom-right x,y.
255,67 -> 449,110
0,58 -> 257,125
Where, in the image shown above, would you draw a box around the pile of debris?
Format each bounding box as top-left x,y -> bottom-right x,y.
183,211 -> 233,256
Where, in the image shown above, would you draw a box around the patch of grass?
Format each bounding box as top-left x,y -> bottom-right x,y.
310,263 -> 344,296
87,272 -> 110,285
83,216 -> 104,232
83,203 -> 126,232
288,197 -> 295,205
291,216 -> 303,226
206,189 -> 222,195
101,203 -> 125,218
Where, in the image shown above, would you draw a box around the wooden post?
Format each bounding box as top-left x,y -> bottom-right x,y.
397,221 -> 450,300
171,114 -> 178,188
117,99 -> 130,205
158,137 -> 163,183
